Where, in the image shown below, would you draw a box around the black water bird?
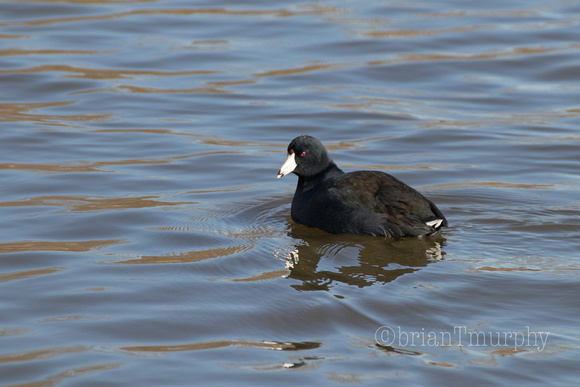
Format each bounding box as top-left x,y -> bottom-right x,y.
277,135 -> 447,237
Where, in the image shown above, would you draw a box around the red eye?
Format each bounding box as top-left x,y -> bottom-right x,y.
300,151 -> 306,157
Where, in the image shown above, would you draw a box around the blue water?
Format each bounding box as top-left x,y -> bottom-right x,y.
1,0 -> 579,385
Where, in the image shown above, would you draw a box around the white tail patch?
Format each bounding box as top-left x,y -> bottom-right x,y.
426,219 -> 444,228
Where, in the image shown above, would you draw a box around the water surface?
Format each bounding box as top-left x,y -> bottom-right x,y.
1,0 -> 579,385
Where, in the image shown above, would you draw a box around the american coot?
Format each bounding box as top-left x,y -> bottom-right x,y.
277,135 -> 448,237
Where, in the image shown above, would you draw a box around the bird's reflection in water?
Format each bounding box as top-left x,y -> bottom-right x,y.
284,223 -> 446,291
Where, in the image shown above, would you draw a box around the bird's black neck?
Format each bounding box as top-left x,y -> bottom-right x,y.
297,162 -> 343,192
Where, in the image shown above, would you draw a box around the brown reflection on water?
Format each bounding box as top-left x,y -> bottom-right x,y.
0,65 -> 218,80
0,6 -> 344,28
466,347 -> 526,367
0,48 -> 108,56
367,45 -> 577,66
255,63 -> 346,77
246,44 -> 580,83
121,339 -> 321,353
113,245 -> 253,265
328,7 -> 539,28
0,267 -> 65,283
340,163 -> 471,172
357,10 -> 574,39
0,328 -> 32,338
323,102 -> 374,111
91,130 -> 281,149
476,266 -> 541,272
0,33 -> 29,39
118,85 -> 229,94
0,195 -> 195,212
286,63 -> 353,78
0,151 -> 241,173
39,315 -> 106,323
0,101 -> 111,124
0,239 -> 122,254
229,269 -> 290,282
205,79 -> 258,87
419,109 -> 580,129
0,345 -> 90,363
11,362 -> 123,387
423,181 -> 554,190
192,39 -> 229,45
90,128 -> 178,135
422,360 -> 458,369
363,25 -> 489,38
424,9 -> 537,18
285,225 -> 445,291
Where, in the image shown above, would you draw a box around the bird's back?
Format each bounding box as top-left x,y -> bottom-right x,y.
297,170 -> 447,237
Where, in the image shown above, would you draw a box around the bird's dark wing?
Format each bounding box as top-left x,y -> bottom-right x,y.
329,171 -> 446,237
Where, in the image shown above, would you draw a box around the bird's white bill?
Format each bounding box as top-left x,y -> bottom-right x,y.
277,152 -> 297,178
